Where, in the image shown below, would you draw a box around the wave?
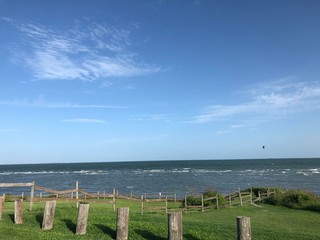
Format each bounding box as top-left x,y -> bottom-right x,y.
0,170 -> 110,175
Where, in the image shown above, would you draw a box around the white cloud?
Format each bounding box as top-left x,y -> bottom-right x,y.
131,114 -> 168,122
193,80 -> 320,124
4,19 -> 161,81
0,128 -> 18,133
103,134 -> 167,144
61,119 -> 106,124
0,96 -> 126,109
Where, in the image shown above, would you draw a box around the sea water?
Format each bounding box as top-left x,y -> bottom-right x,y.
0,158 -> 319,198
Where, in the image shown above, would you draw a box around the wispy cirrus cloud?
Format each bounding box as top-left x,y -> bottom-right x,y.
131,114 -> 169,122
0,128 -> 19,133
2,18 -> 160,81
61,118 -> 106,124
194,79 -> 320,124
0,95 -> 126,109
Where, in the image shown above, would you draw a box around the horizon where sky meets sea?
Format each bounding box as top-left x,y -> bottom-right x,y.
1,0 -> 320,164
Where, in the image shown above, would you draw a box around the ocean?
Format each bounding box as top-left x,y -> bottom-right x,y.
0,158 -> 319,198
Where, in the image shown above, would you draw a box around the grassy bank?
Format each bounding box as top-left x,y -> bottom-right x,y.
0,199 -> 319,239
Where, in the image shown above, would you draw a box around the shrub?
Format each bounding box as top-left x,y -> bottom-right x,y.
247,187 -> 280,198
264,189 -> 320,212
184,195 -> 202,207
182,188 -> 227,207
203,189 -> 227,206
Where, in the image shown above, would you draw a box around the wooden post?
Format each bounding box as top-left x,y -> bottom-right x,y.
21,192 -> 24,200
76,203 -> 89,235
29,181 -> 35,211
116,207 -> 129,240
184,196 -> 187,213
42,200 -> 57,230
97,191 -> 100,200
238,188 -> 243,207
76,181 -> 79,208
174,193 -> 177,203
250,188 -> 253,204
168,212 -> 182,240
140,195 -> 144,215
0,197 -> 4,220
130,190 -> 133,199
237,216 -> 251,240
71,192 -> 74,199
14,200 -> 23,224
201,195 -> 204,212
103,190 -> 106,199
216,194 -> 219,209
165,197 -> 168,214
229,193 -> 232,207
113,188 -> 116,211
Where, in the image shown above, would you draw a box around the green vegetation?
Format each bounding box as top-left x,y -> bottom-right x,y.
263,189 -> 320,212
183,188 -> 227,207
0,198 -> 320,239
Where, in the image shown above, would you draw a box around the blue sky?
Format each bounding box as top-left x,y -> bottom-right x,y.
1,0 -> 320,164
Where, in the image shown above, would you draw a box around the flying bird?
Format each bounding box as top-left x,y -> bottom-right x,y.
262,146 -> 265,149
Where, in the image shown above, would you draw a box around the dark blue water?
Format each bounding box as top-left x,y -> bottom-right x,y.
0,158 -> 319,198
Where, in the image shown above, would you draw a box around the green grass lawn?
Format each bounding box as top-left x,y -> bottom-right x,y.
0,199 -> 319,239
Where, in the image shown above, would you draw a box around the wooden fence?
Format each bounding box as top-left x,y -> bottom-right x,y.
184,187 -> 276,212
140,195 -> 168,215
0,181 -> 276,214
0,181 -> 116,210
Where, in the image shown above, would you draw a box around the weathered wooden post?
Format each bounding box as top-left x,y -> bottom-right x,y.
238,188 -> 243,207
168,212 -> 182,240
184,196 -> 187,213
113,188 -> 116,211
15,199 -> 23,224
165,197 -> 168,214
76,181 -> 79,208
0,196 -> 4,220
42,200 -> 57,230
116,207 -> 129,240
76,203 -> 89,235
29,181 -> 35,211
201,195 -> 204,212
237,216 -> 251,240
140,195 -> 144,215
216,194 -> 219,209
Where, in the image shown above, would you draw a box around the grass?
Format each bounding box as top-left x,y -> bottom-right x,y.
0,199 -> 319,239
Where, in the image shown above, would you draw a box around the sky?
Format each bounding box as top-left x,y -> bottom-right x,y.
1,0 -> 320,164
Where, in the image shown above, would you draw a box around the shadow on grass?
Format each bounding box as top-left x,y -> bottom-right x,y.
36,214 -> 43,228
95,224 -> 116,239
62,219 -> 76,233
9,214 -> 14,223
135,229 -> 166,240
184,233 -> 201,240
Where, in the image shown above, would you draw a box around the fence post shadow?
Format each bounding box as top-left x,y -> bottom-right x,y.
8,214 -> 14,223
35,214 -> 43,228
62,219 -> 76,233
94,224 -> 116,239
183,233 -> 201,240
135,229 -> 166,240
